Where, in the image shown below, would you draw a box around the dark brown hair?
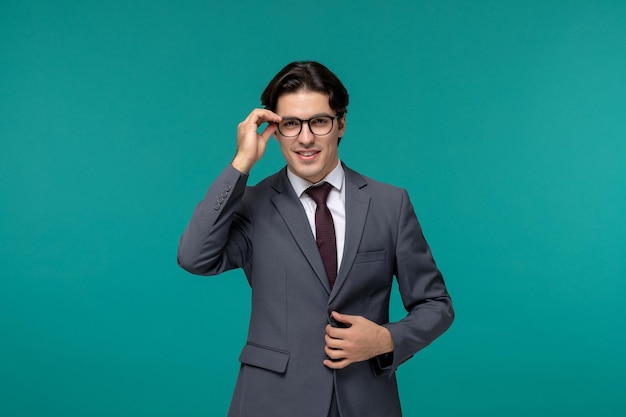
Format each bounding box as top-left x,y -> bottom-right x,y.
261,61 -> 349,117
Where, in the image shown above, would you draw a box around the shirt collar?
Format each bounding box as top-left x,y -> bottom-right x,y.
287,160 -> 345,198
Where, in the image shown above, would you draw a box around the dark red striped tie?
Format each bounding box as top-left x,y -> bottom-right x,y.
305,182 -> 337,288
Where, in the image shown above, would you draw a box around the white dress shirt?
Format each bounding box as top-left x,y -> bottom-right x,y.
286,161 -> 346,272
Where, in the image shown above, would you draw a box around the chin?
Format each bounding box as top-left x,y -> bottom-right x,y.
291,163 -> 317,177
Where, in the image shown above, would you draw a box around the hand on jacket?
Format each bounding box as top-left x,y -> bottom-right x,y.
323,311 -> 394,369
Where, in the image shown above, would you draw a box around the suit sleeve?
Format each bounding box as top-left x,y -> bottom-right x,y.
380,189 -> 454,375
177,164 -> 252,276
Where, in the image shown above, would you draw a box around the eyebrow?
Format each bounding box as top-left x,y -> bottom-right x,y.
279,112 -> 334,120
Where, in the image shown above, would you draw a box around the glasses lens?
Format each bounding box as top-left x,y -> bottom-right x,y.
309,116 -> 333,135
278,119 -> 301,137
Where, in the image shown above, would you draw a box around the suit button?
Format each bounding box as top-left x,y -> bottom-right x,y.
213,204 -> 221,210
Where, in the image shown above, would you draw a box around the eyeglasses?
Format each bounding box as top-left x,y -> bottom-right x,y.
276,115 -> 340,138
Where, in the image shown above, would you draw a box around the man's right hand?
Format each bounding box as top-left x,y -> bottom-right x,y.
231,109 -> 282,174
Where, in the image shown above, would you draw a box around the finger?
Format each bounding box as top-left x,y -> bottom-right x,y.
237,111 -> 279,139
325,333 -> 344,349
331,311 -> 356,326
323,358 -> 350,369
325,324 -> 347,340
258,122 -> 278,142
324,344 -> 344,359
246,108 -> 282,126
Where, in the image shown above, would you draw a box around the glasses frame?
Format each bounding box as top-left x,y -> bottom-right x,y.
275,114 -> 341,138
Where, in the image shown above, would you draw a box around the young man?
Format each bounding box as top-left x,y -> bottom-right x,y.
178,61 -> 454,417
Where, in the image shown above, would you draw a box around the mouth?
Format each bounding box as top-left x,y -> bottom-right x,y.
295,150 -> 321,160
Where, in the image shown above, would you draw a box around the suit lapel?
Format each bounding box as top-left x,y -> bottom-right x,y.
330,165 -> 370,301
270,169 -> 332,294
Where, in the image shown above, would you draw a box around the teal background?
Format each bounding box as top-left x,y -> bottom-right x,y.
2,1 -> 625,416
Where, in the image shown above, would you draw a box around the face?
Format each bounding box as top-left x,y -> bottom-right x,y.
274,90 -> 346,184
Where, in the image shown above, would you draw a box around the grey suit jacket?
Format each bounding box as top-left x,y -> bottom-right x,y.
178,163 -> 454,417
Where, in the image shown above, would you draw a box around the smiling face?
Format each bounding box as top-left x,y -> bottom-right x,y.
274,90 -> 346,184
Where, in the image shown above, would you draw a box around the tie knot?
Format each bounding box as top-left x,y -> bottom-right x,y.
305,182 -> 333,205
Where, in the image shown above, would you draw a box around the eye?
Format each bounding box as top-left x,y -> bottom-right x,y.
311,117 -> 329,126
280,119 -> 301,129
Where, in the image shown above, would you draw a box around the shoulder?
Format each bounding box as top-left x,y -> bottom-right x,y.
244,167 -> 288,199
343,164 -> 407,199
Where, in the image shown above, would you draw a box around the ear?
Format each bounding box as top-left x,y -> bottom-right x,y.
337,114 -> 347,137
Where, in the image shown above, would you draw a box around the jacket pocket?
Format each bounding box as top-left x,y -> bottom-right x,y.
354,249 -> 387,264
238,342 -> 290,374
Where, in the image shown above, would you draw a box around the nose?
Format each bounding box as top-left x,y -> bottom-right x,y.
297,124 -> 315,145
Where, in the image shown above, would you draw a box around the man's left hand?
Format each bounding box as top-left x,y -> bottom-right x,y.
323,311 -> 394,369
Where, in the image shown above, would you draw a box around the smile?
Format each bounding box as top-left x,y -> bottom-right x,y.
296,150 -> 320,159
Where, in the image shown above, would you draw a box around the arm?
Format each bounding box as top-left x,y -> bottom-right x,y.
323,190 -> 454,373
177,109 -> 282,275
382,190 -> 454,373
177,165 -> 251,275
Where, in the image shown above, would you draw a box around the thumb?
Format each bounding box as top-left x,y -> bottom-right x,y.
331,311 -> 357,325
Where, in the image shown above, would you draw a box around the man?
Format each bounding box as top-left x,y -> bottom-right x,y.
178,61 -> 454,417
